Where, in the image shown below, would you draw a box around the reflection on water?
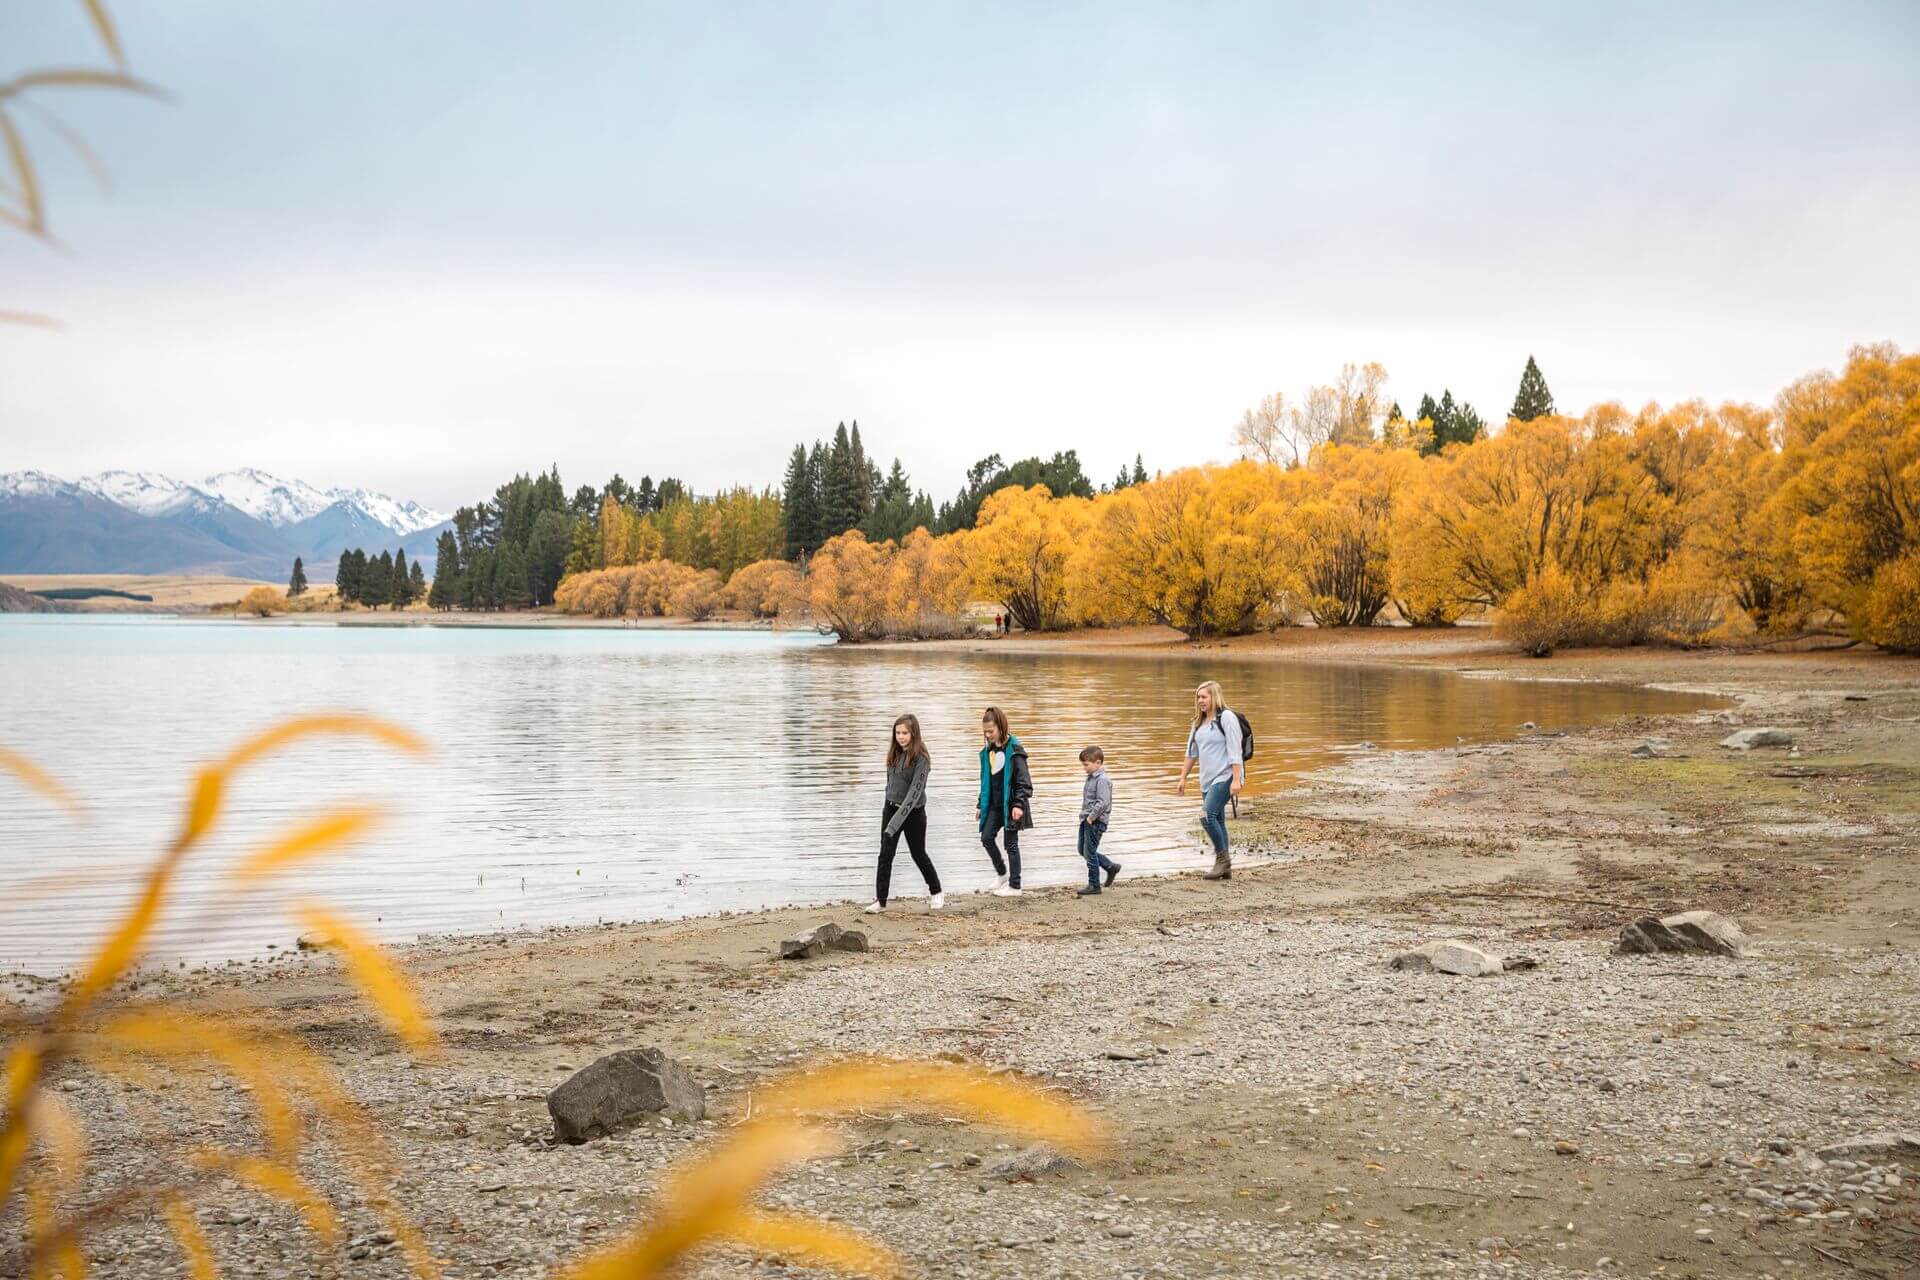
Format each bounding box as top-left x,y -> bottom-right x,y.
0,616 -> 1722,972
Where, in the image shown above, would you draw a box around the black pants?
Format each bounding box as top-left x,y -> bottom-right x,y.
981,803 -> 1022,888
878,803 -> 941,905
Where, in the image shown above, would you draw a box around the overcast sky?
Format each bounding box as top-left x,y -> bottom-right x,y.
2,0 -> 1916,508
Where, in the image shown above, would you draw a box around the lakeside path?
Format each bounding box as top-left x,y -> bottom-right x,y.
10,634 -> 1920,1279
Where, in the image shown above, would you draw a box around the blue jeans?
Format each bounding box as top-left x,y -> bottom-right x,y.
1200,780 -> 1232,854
1078,820 -> 1117,888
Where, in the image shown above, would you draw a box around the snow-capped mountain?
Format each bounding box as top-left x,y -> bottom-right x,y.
327,488 -> 448,537
66,467 -> 449,533
1,468 -> 453,580
0,470 -> 81,500
74,470 -> 201,517
199,468 -> 382,529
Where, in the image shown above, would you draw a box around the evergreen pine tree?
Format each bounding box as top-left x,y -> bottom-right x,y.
804,443 -> 827,548
824,422 -> 863,537
428,532 -> 459,610
782,444 -> 818,559
287,557 -> 307,598
1509,355 -> 1555,422
497,544 -> 532,609
1434,391 -> 1460,450
409,559 -> 425,601
391,550 -> 410,609
363,551 -> 393,607
1131,455 -> 1148,486
524,510 -> 571,606
848,422 -> 872,522
337,549 -> 365,604
464,547 -> 495,610
1453,400 -> 1488,443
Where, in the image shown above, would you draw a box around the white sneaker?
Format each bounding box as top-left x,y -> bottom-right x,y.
993,874 -> 1009,891
863,901 -> 883,914
928,893 -> 945,910
991,885 -> 1022,897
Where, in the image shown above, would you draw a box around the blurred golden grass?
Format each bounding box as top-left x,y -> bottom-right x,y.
2,715 -> 1104,1278
3,0 -> 164,327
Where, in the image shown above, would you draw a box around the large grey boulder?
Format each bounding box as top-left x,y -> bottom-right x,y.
1720,728 -> 1794,751
548,1048 -> 704,1142
1616,910 -> 1747,958
779,922 -> 869,960
1389,940 -> 1505,977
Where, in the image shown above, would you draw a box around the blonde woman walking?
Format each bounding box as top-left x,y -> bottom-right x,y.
1176,680 -> 1244,880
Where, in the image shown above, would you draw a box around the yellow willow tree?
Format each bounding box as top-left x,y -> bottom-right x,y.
1767,343 -> 1920,646
807,530 -> 894,641
1290,445 -> 1413,626
725,558 -> 804,618
1087,463 -> 1297,636
1387,455 -> 1467,625
1394,414 -> 1666,615
885,527 -> 972,638
967,486 -> 1091,631
1692,401 -> 1810,633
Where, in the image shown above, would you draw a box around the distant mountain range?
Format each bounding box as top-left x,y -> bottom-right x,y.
0,468 -> 453,582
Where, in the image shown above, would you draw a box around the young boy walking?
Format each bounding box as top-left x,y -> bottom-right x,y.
1075,746 -> 1122,896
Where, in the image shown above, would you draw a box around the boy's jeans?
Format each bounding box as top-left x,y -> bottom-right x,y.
1200,780 -> 1232,854
1078,819 -> 1117,888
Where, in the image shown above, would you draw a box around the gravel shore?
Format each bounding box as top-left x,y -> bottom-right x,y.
7,641 -> 1919,1279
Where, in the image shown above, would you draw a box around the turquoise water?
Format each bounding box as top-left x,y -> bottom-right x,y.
0,616 -> 1721,972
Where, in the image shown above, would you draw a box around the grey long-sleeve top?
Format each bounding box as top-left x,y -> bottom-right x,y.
1079,767 -> 1113,824
884,754 -> 931,836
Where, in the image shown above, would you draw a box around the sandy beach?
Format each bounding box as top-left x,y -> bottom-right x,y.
7,632 -> 1919,1279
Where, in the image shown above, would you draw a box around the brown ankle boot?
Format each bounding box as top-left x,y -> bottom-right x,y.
1202,851 -> 1232,880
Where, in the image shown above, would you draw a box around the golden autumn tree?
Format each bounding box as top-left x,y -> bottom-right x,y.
1394,414 -> 1665,614
1767,343 -> 1920,646
807,530 -> 894,641
886,527 -> 972,638
1087,464 -> 1297,636
725,558 -> 803,618
1693,401 -> 1809,634
967,486 -> 1090,631
1291,446 -> 1411,626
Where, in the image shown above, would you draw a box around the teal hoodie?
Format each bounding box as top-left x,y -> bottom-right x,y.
977,736 -> 1034,830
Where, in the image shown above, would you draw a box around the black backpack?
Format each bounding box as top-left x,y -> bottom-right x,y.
1215,708 -> 1255,761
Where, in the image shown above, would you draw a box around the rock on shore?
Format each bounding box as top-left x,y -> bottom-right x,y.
547,1047 -> 704,1142
1616,910 -> 1748,958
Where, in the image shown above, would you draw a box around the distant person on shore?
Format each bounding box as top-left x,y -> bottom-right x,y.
1075,745 -> 1121,896
977,706 -> 1032,897
866,714 -> 943,914
1176,680 -> 1244,881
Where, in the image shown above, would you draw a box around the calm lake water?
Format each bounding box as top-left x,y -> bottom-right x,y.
0,616 -> 1721,973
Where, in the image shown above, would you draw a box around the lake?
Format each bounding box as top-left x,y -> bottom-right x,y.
0,616 -> 1722,973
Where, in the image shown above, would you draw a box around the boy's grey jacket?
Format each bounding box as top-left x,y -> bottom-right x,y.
1079,767 -> 1113,824
884,754 -> 930,836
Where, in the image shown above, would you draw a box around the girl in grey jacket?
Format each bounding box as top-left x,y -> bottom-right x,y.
866,714 -> 945,913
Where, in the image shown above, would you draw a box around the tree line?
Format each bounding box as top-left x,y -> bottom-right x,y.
773,347 -> 1918,654
335,547 -> 427,609
778,418 -> 1146,558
